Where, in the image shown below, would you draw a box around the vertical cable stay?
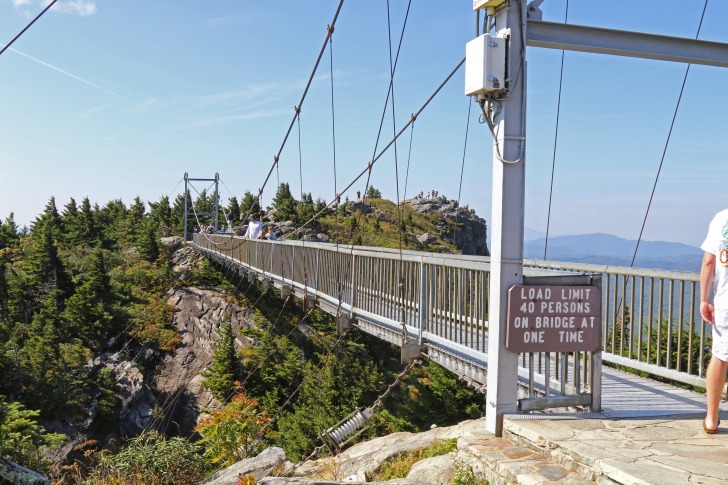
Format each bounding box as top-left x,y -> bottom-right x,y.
361,0 -> 412,210
402,116 -> 416,202
385,0 -> 408,338
256,0 -> 345,210
543,0 -> 569,261
452,99 -> 473,249
0,0 -> 58,58
631,0 -> 709,267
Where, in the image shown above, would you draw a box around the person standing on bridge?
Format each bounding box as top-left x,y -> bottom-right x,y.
244,214 -> 263,240
700,209 -> 728,434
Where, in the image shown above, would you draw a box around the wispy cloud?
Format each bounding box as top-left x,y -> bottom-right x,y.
54,0 -> 96,17
79,103 -> 113,118
2,45 -> 131,102
12,0 -> 96,16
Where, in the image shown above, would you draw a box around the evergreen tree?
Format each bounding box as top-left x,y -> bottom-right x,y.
271,183 -> 297,222
171,192 -> 193,234
366,186 -> 382,199
239,191 -> 260,219
77,197 -> 98,246
0,396 -> 65,472
0,213 -> 19,249
297,192 -> 315,226
135,218 -> 160,262
149,195 -> 173,235
25,223 -> 71,313
96,199 -> 127,248
31,197 -> 62,239
61,197 -> 80,246
125,196 -> 146,243
63,246 -> 114,346
202,319 -> 241,402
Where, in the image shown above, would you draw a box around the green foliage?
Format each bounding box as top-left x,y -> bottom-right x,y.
0,396 -> 65,473
240,191 -> 261,219
272,182 -> 297,222
195,392 -> 272,467
370,439 -> 457,480
202,318 -> 242,402
88,430 -> 209,485
451,459 -> 487,485
366,186 -> 382,199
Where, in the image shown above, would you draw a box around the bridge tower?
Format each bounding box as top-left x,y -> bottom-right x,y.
183,172 -> 220,241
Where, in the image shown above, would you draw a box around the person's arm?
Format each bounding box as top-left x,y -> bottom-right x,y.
700,251 -> 716,324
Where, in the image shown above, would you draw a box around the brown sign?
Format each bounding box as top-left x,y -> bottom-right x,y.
506,285 -> 601,352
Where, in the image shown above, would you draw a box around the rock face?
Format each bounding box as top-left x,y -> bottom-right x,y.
405,196 -> 489,256
154,285 -> 256,435
200,447 -> 290,484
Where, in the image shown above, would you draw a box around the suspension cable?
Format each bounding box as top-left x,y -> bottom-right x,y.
402,116 -> 416,202
543,0 -> 569,260
631,0 -> 709,267
361,0 -> 412,210
287,57 -> 465,239
452,99 -> 473,249
256,0 -> 346,207
0,0 -> 58,58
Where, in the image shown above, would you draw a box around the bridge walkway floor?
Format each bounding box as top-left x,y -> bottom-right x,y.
503,365 -> 728,484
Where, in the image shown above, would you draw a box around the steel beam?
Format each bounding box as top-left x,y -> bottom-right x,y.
527,20 -> 728,68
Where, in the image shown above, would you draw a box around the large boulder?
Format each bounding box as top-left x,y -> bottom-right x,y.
200,447 -> 289,484
405,197 -> 488,256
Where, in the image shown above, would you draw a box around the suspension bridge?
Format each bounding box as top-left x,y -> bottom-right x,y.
175,0 -> 728,445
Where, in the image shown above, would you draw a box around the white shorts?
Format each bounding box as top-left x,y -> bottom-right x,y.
712,309 -> 728,362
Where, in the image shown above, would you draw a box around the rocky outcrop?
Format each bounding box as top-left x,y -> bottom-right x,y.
0,458 -> 49,485
154,285 -> 257,435
200,447 -> 291,484
405,196 -> 489,256
204,419 -> 492,485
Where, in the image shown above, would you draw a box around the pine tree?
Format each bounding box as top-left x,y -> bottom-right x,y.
171,192 -> 193,234
63,246 -> 114,346
135,219 -> 160,262
25,223 -> 71,313
31,197 -> 62,239
0,213 -> 19,249
149,195 -> 173,235
202,319 -> 241,402
78,196 -> 98,246
125,196 -> 146,243
271,183 -> 297,222
0,396 -> 65,472
239,191 -> 260,220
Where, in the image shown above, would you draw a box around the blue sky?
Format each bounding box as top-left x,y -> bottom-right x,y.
1,0 -> 727,249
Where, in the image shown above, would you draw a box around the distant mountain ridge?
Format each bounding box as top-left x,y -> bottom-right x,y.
524,233 -> 702,272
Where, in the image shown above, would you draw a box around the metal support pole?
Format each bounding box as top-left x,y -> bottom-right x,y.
213,172 -> 220,232
183,172 -> 189,241
484,0 -> 527,437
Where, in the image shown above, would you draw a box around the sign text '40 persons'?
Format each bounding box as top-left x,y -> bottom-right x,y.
506,285 -> 601,352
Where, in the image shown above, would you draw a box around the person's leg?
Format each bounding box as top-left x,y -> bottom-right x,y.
706,355 -> 728,430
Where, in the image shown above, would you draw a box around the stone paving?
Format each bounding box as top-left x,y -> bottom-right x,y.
502,411 -> 728,484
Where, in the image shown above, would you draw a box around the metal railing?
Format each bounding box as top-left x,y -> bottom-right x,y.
524,259 -> 708,389
193,234 -> 707,413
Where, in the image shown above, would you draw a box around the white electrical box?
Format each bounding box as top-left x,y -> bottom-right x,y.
465,34 -> 506,96
473,0 -> 507,11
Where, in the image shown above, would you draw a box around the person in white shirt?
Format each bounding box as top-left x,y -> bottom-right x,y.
700,208 -> 728,434
244,214 -> 264,239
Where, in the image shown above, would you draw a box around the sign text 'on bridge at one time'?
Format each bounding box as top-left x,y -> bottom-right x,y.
506,285 -> 601,352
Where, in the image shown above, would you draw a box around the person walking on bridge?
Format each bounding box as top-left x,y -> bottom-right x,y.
700,209 -> 728,434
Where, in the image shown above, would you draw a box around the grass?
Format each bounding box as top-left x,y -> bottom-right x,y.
369,438 -> 458,481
